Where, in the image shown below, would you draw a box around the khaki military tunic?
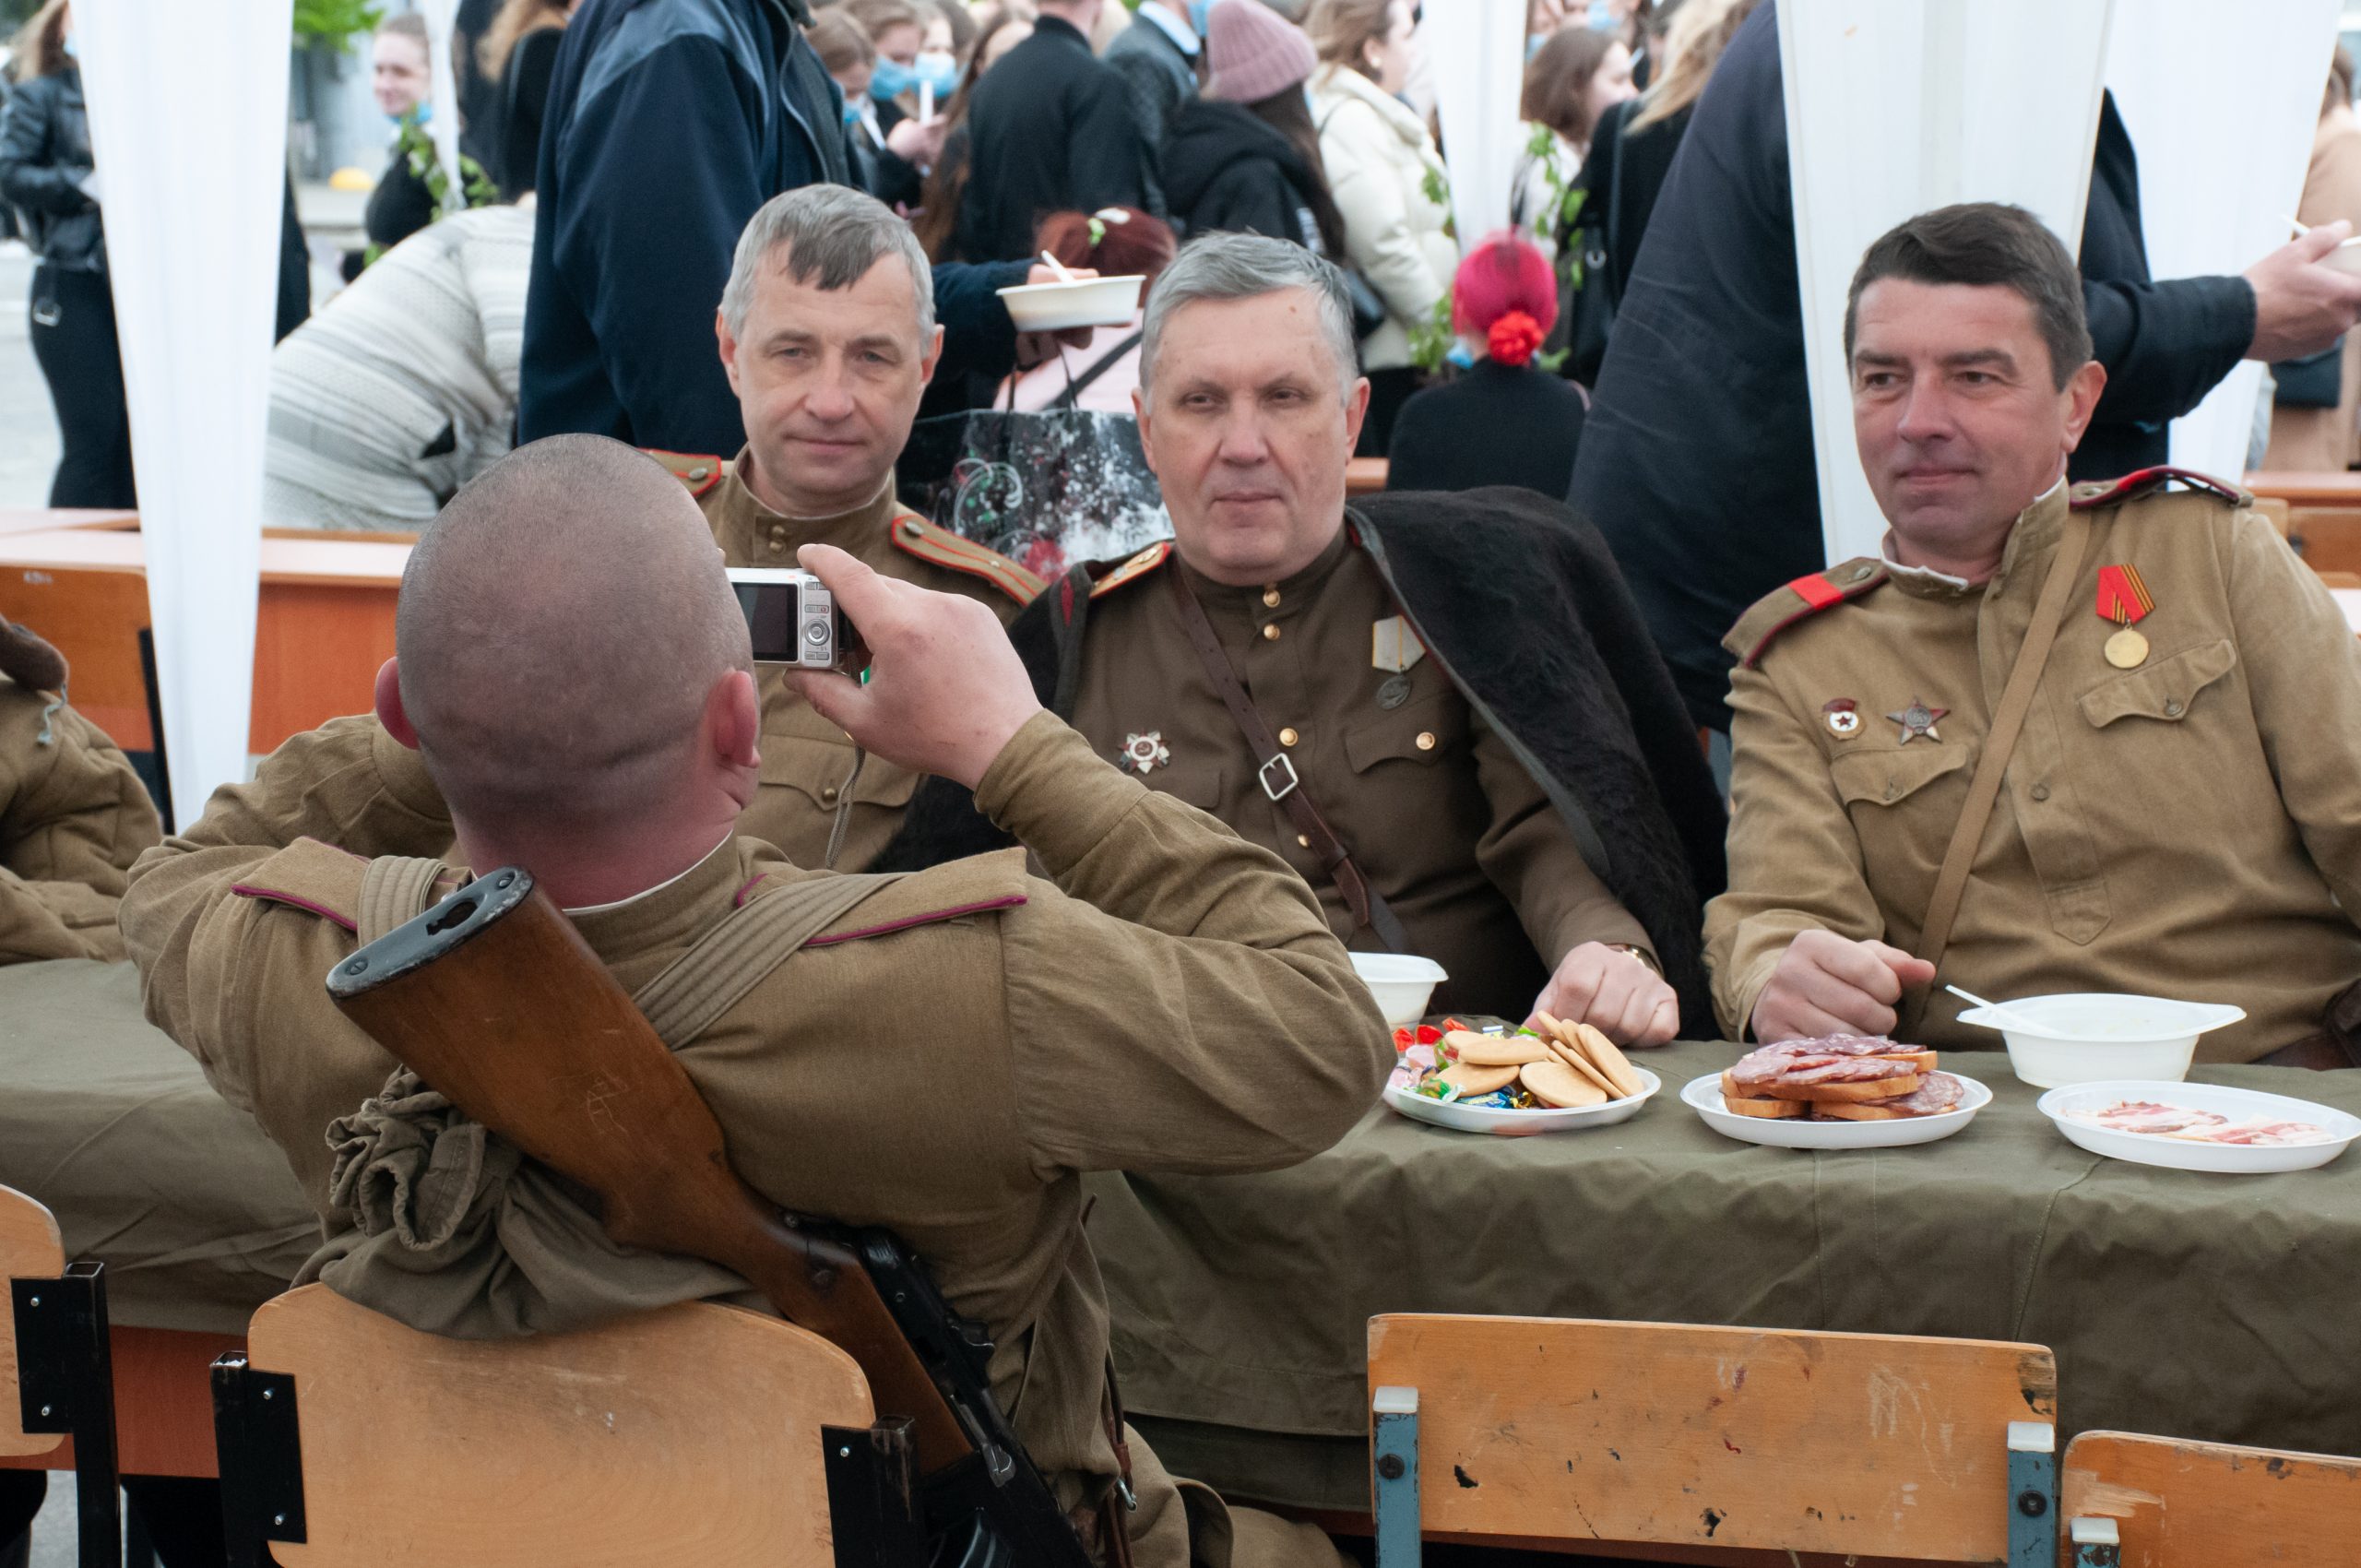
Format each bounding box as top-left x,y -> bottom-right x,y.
665,447 -> 1043,871
122,712 -> 1384,1568
0,678 -> 161,964
1704,479 -> 2361,1062
1070,528 -> 1649,1019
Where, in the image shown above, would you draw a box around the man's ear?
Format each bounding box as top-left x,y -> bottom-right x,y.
374,658 -> 421,750
717,308 -> 744,399
706,668 -> 763,776
1133,385 -> 1160,479
918,323 -> 945,387
1341,375 -> 1372,453
2059,359 -> 2107,454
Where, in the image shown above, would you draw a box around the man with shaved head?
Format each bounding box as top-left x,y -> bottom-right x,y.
122,435 -> 1383,1568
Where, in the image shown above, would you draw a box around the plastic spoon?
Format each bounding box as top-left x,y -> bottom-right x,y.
1038,250 -> 1076,283
2284,213 -> 2361,247
1944,983 -> 2046,1033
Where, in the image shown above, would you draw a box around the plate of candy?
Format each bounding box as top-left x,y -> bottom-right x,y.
1383,1014 -> 1659,1137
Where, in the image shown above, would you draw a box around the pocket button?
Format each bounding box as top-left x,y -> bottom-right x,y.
2164,697 -> 2184,718
2031,783 -> 2051,802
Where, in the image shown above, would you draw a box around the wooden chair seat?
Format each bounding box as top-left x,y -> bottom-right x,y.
2063,1430 -> 2361,1566
0,1184 -> 65,1461
1367,1314 -> 2058,1564
235,1284 -> 874,1567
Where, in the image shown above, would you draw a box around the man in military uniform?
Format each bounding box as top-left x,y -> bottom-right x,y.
0,615 -> 160,963
246,184 -> 1044,878
123,436 -> 1382,1568
957,233 -> 1722,1039
1706,202 -> 2361,1066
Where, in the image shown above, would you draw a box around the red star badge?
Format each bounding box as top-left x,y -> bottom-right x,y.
1885,695 -> 1947,743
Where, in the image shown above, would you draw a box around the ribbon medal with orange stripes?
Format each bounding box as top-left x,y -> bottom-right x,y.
2095,564 -> 2154,669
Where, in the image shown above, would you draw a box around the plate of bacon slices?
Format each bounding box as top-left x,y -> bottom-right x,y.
2036,1081 -> 2360,1173
1681,1036 -> 1992,1149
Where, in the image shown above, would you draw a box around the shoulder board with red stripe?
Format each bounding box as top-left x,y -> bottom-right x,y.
1088,540 -> 1173,600
887,509 -> 1046,606
227,837 -> 369,932
1725,558 -> 1889,669
642,448 -> 726,498
2069,466 -> 2250,511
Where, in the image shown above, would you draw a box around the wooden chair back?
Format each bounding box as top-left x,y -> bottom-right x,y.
1367,1313 -> 2057,1562
2062,1430 -> 2361,1565
0,1182 -> 65,1459
244,1284 -> 873,1566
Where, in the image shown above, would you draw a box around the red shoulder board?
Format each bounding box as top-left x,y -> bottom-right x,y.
2069,466 -> 2250,511
643,448 -> 725,499
229,837 -> 368,932
887,510 -> 1046,606
1088,540 -> 1173,600
1726,559 -> 1889,669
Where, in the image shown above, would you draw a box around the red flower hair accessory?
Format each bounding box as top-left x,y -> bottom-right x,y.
1488,310 -> 1545,368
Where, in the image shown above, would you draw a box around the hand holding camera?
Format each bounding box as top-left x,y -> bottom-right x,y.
780,544 -> 1043,790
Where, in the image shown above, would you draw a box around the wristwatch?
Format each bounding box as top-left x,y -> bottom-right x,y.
1605,943 -> 1662,978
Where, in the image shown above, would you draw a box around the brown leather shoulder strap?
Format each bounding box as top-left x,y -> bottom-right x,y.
1914,510 -> 2094,989
1165,566 -> 1414,954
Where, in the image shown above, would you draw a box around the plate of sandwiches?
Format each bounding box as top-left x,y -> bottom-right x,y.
1680,1036 -> 1991,1149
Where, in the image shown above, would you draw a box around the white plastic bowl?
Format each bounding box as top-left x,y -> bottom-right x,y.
1349,953 -> 1447,1029
994,275 -> 1145,331
2037,1080 -> 2360,1173
2324,241 -> 2361,278
1953,992 -> 2246,1088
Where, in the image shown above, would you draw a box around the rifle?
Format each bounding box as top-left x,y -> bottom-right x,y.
324,867 -> 1097,1568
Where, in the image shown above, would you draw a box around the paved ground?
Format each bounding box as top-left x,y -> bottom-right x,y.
0,183 -> 367,509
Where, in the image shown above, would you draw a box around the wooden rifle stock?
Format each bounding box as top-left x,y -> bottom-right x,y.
321,868 -> 972,1473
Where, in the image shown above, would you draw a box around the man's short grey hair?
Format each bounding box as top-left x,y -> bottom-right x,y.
1139,232 -> 1359,396
718,184 -> 935,340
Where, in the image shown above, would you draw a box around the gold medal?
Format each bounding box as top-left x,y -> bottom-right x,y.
2104,625 -> 2149,670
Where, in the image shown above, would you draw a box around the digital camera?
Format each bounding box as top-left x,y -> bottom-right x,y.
725,568 -> 860,671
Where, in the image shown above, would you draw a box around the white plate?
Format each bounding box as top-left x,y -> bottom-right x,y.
1384,1067 -> 1660,1137
1679,1070 -> 1992,1149
2035,1080 -> 2361,1173
994,275 -> 1146,331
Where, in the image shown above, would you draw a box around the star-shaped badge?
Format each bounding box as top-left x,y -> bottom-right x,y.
1120,732 -> 1169,774
1885,695 -> 1948,744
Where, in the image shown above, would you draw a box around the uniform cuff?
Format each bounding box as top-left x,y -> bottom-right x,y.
972,710 -> 1148,874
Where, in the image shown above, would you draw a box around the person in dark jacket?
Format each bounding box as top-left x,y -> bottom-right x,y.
1568,0 -> 2361,731
0,0 -> 133,508
954,0 -> 1150,263
1389,234 -> 1589,496
1102,0 -> 1201,219
518,0 -> 1061,455
1165,0 -> 1342,255
481,0 -> 573,200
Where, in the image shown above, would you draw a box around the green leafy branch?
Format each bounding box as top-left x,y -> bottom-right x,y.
293,0 -> 384,50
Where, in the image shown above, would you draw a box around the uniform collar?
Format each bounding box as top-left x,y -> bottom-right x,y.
714,446 -> 900,564
1878,477 -> 2066,604
1174,521 -> 1354,623
564,835 -> 753,959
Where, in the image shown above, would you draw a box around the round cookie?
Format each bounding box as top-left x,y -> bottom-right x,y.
1438,1061 -> 1520,1097
1520,1058 -> 1608,1109
1448,1032 -> 1555,1066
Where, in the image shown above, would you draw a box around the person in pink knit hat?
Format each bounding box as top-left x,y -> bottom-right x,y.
1162,1 -> 1348,258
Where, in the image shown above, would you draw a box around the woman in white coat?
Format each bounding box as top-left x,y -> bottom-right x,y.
1306,0 -> 1454,456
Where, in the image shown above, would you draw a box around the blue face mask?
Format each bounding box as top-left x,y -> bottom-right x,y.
872,53 -> 959,102
1187,0 -> 1215,34
60,33 -> 77,57
1586,0 -> 1618,30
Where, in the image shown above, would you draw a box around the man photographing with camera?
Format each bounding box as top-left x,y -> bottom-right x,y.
123,434 -> 1382,1568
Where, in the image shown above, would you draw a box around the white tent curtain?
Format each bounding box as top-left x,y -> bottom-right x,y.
74,1 -> 293,822
417,0 -> 467,208
1781,0 -> 2115,566
2106,0 -> 2343,478
1428,0 -> 1527,257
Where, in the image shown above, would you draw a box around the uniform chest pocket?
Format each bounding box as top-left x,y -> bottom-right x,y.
2078,638 -> 2237,729
1830,744 -> 1973,810
760,737 -> 920,811
1343,694 -> 1462,774
1145,762 -> 1225,812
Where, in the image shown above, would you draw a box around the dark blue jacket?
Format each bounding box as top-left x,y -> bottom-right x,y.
519,0 -> 1028,451
1568,1 -> 2255,731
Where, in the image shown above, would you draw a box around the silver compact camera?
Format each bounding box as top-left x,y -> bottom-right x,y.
725,568 -> 860,670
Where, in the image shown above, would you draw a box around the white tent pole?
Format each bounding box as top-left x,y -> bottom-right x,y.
1429,0 -> 1526,258
75,0 -> 293,821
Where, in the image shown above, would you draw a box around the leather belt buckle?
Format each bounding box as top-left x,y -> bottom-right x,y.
1258,753 -> 1299,802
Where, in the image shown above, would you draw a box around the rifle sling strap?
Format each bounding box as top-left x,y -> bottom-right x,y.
1166,565 -> 1415,953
